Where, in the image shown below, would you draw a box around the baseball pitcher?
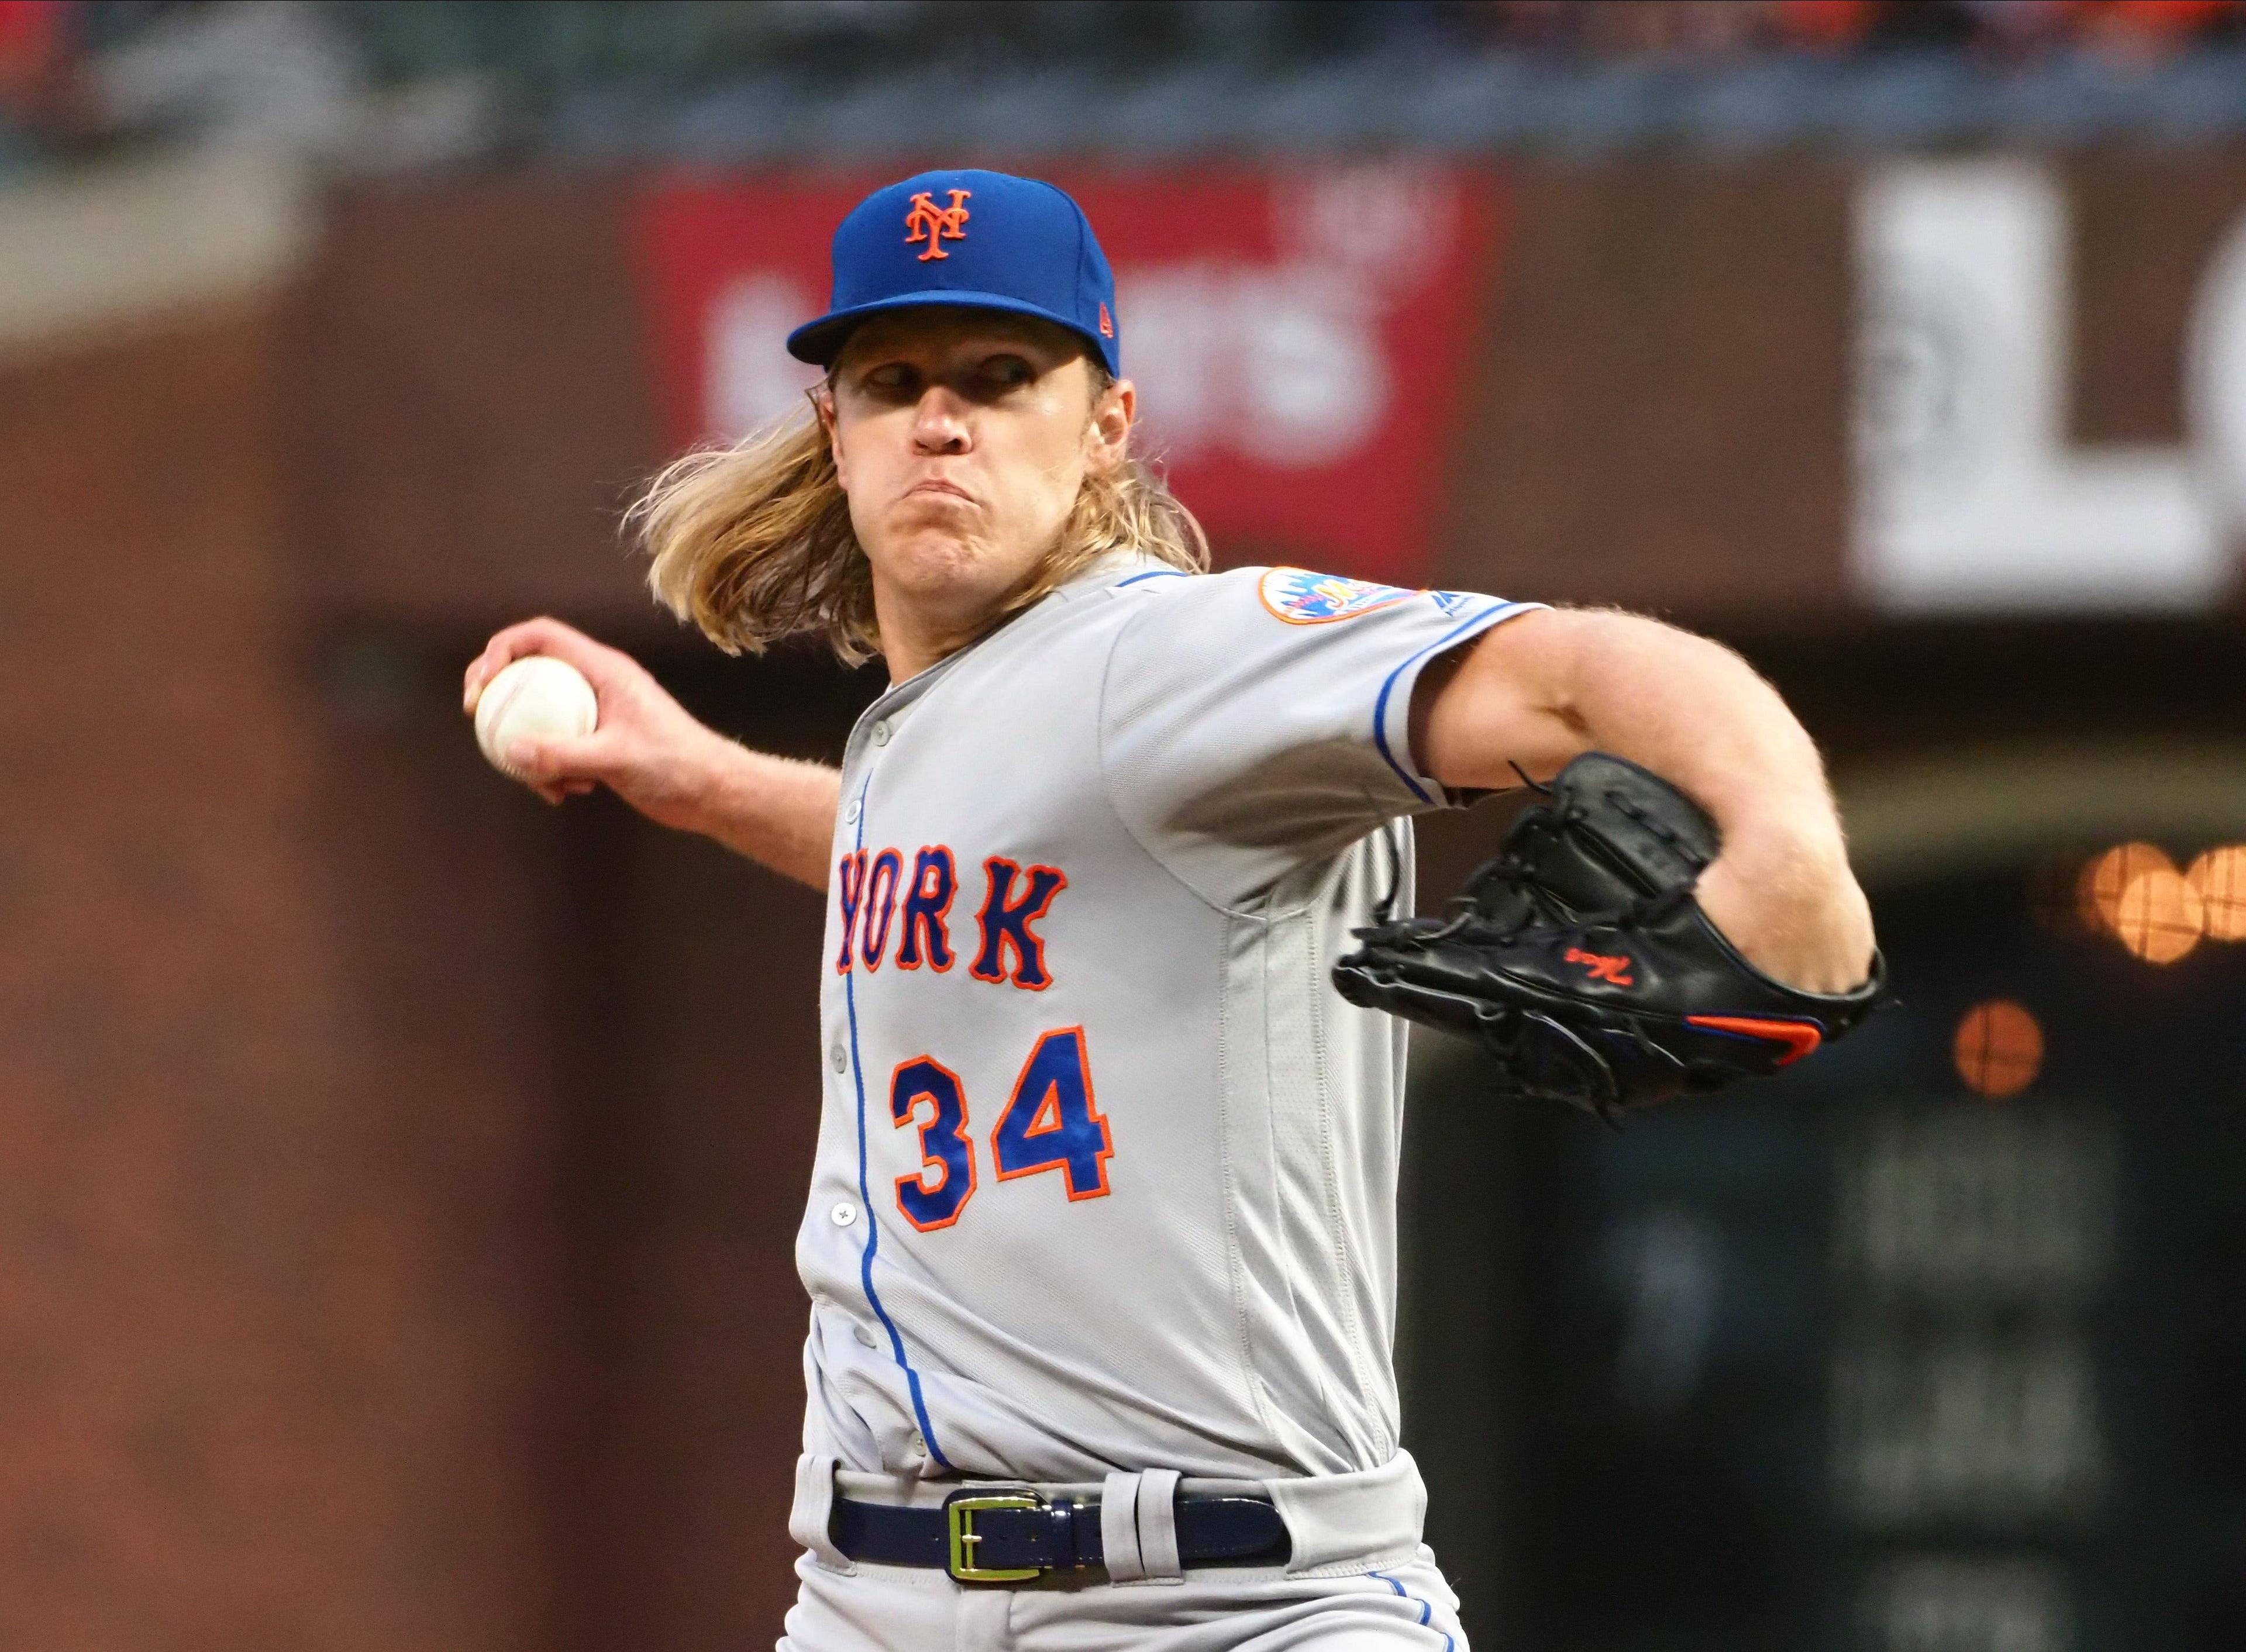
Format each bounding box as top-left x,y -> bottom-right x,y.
464,170 -> 1883,1650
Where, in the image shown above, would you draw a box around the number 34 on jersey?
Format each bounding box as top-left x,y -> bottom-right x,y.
838,841 -> 1111,1232
888,1026 -> 1113,1232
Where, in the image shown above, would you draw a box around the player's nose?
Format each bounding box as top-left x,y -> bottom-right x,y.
910,384 -> 972,454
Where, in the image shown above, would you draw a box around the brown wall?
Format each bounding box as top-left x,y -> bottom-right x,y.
0,295 -> 845,1648
291,180 -> 662,633
1438,154 -> 2246,619
0,307 -> 566,1649
1439,162 -> 1855,619
2069,153 -> 2246,447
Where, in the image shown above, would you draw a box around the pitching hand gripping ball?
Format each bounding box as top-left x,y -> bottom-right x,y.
474,656 -> 598,781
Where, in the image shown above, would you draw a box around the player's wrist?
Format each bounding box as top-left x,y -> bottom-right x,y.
1699,830 -> 1872,992
666,726 -> 759,837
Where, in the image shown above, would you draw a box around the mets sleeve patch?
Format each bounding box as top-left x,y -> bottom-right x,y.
1256,567 -> 1418,625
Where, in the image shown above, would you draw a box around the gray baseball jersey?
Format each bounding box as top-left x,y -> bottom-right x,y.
796,552 -> 1540,1485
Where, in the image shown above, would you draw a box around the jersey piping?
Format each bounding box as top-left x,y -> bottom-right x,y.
1370,1570 -> 1454,1651
843,773 -> 954,1471
1114,568 -> 1189,589
1370,600 -> 1541,805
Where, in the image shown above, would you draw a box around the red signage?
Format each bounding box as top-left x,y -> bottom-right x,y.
635,168 -> 1504,586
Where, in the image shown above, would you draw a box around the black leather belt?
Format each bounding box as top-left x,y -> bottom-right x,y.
833,1488 -> 1290,1582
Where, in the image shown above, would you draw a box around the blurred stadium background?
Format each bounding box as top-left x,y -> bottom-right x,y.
4,2 -> 2245,1648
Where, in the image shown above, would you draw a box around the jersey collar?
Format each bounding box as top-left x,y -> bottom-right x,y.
1058,549 -> 1185,599
856,551 -> 1191,723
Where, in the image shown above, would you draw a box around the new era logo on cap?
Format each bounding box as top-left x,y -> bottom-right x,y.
787,169 -> 1122,378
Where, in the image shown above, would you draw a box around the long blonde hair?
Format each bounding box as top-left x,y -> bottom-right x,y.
634,365 -> 1208,665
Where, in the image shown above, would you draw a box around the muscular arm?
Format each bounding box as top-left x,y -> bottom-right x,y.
464,618 -> 838,890
673,743 -> 840,889
1410,606 -> 1875,994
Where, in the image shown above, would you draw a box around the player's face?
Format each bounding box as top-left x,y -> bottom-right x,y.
823,310 -> 1133,658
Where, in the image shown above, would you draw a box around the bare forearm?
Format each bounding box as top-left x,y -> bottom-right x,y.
684,740 -> 840,890
1553,614 -> 1838,853
1422,608 -> 1874,990
1555,618 -> 1870,984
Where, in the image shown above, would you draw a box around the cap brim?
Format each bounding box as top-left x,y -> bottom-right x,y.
786,289 -> 1114,374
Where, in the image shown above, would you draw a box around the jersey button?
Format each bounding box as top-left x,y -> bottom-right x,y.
829,1200 -> 858,1227
842,799 -> 861,825
853,1323 -> 877,1348
871,720 -> 891,746
830,1040 -> 848,1074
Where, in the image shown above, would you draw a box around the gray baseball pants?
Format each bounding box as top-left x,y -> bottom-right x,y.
778,1546 -> 1466,1651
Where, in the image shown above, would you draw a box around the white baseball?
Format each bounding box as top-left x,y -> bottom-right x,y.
474,655 -> 598,780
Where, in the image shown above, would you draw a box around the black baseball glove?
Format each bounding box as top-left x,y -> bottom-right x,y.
1333,753 -> 1887,1120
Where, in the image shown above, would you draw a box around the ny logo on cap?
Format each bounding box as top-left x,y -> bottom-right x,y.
904,189 -> 972,261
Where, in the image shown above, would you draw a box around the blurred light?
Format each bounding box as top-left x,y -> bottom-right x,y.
2184,846 -> 2246,942
2114,868 -> 2204,964
1953,1000 -> 2043,1099
2075,841 -> 2175,936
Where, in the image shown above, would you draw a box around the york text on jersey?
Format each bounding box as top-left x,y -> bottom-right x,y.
836,847 -> 1066,989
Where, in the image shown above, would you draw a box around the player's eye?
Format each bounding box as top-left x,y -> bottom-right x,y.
860,362 -> 920,395
976,354 -> 1036,390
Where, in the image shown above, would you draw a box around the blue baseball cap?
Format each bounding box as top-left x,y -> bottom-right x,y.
787,168 -> 1121,378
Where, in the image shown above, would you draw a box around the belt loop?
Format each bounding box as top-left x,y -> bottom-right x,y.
789,1453 -> 855,1574
1134,1468 -> 1184,1582
1264,1448 -> 1428,1575
1100,1471 -> 1146,1580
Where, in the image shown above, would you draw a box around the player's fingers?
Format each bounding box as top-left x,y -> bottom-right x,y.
466,620 -> 564,712
464,617 -> 619,713
466,631 -> 548,712
505,736 -> 565,783
504,729 -> 616,787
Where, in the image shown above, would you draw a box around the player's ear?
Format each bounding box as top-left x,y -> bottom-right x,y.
812,379 -> 848,484
1087,375 -> 1134,474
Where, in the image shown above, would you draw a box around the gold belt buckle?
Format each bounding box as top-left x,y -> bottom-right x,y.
945,1490 -> 1046,1583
